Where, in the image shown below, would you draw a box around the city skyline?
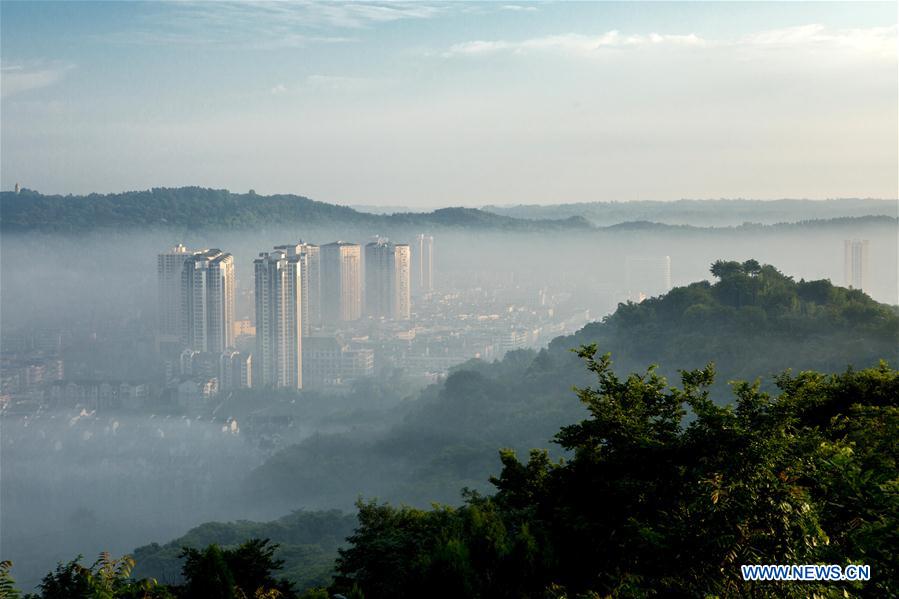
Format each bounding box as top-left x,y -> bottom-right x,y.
1,1 -> 895,206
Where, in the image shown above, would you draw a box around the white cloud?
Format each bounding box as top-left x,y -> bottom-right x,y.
270,83 -> 287,95
112,1 -> 442,49
444,24 -> 895,60
740,24 -> 896,60
1,63 -> 74,98
445,30 -> 708,57
501,5 -> 539,12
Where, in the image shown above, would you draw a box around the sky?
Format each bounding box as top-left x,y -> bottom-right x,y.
1,1 -> 896,208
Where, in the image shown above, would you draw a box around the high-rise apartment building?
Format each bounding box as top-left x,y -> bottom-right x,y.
220,350 -> 252,390
844,239 -> 870,291
414,234 -> 434,295
320,242 -> 362,325
364,239 -> 411,320
625,256 -> 672,302
181,249 -> 235,353
274,242 -> 321,335
157,244 -> 195,340
254,250 -> 303,389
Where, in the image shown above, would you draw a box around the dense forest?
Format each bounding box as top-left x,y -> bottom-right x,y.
0,188 -> 590,233
130,511 -> 357,591
4,356 -> 895,597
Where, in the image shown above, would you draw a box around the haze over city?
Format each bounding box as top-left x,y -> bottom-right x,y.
1,2 -> 897,598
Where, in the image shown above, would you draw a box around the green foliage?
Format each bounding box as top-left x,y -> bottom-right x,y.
132,511 -> 355,592
26,541 -> 297,599
333,350 -> 899,598
27,553 -> 171,599
556,260 -> 898,393
0,561 -> 21,599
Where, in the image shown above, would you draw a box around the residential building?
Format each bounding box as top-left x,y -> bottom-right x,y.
157,243 -> 196,341
302,336 -> 374,388
364,239 -> 411,320
321,241 -> 362,324
274,242 -> 321,334
254,250 -> 303,388
414,234 -> 434,295
181,249 -> 235,353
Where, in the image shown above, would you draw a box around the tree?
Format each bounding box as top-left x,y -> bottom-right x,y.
334,348 -> 898,598
29,553 -> 170,599
0,561 -> 21,599
179,540 -> 296,599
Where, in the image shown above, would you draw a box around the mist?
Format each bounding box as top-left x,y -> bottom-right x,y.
2,215 -> 896,590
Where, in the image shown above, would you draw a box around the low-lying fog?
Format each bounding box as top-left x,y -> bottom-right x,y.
2,220 -> 896,590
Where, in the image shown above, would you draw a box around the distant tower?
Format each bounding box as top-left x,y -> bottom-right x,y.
14,183 -> 20,194
254,250 -> 303,389
414,234 -> 434,295
320,241 -> 362,324
181,249 -> 235,353
625,256 -> 672,302
843,240 -> 869,291
364,239 -> 412,320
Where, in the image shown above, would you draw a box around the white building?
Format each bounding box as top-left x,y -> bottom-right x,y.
625,256 -> 672,302
274,242 -> 321,335
843,239 -> 869,291
254,250 -> 303,389
414,234 -> 434,295
364,239 -> 411,321
181,249 -> 235,353
302,336 -> 374,388
321,241 -> 362,325
157,244 -> 196,341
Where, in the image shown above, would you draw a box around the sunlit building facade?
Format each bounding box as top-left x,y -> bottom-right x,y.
254,250 -> 303,389
364,239 -> 411,320
181,249 -> 235,353
321,241 -> 362,324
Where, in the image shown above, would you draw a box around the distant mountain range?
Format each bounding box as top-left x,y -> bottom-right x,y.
0,187 -> 895,233
0,187 -> 592,233
483,198 -> 898,226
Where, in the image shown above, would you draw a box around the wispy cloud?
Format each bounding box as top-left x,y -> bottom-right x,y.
500,4 -> 539,12
444,24 -> 896,60
270,83 -> 287,95
1,62 -> 74,98
103,1 -> 442,48
445,31 -> 706,57
739,24 -> 896,59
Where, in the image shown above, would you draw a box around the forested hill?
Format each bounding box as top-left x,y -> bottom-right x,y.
0,187 -> 592,232
549,259 -> 899,386
243,261 -> 899,516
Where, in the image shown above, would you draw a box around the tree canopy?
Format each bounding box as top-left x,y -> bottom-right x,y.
332,349 -> 898,598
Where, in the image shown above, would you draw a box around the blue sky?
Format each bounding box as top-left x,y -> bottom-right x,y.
1,1 -> 896,207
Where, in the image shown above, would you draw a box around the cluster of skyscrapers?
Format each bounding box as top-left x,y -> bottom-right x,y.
157,236 -> 434,393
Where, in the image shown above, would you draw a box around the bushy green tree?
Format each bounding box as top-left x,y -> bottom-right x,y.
334,348 -> 898,598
